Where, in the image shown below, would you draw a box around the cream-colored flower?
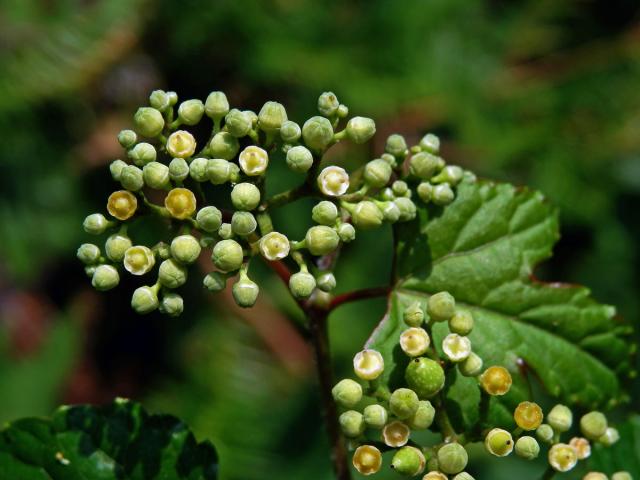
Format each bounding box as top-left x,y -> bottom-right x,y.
317,165 -> 349,196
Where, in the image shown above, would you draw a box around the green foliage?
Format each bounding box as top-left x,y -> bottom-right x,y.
588,415 -> 640,476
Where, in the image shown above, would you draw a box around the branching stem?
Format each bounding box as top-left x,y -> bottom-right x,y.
329,286 -> 391,311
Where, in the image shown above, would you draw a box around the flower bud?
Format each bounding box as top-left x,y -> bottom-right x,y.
77,243 -> 101,264
208,158 -> 231,185
209,132 -> 239,160
286,145 -> 314,173
131,285 -> 159,314
420,133 -> 440,153
394,197 -> 417,221
385,134 -> 408,157
129,142 -> 158,167
289,270 -> 316,299
167,91 -> 178,106
339,410 -> 364,438
400,328 -> 431,357
203,271 -> 226,292
224,109 -> 252,137
458,352 -> 483,377
231,183 -> 261,211
548,443 -> 578,472
599,427 -> 619,446
83,213 -> 110,235
317,166 -> 349,197
547,404 -> 573,432
158,258 -> 187,288
569,437 -> 591,459
117,129 -> 137,149
316,272 -> 336,292
231,211 -> 257,236
403,302 -> 424,327
392,180 -> 409,196
389,388 -> 420,420
449,310 -> 474,336
257,101 -> 287,133
218,223 -> 233,239
177,99 -> 204,126
110,159 -> 127,181
120,165 -> 144,191
317,92 -> 340,117
302,116 -> 334,151
392,446 -> 426,477
350,201 -> 383,230
405,357 -> 445,398
612,473 -> 632,480
453,473 -> 475,480
187,157 -> 208,183
427,291 -> 456,322
160,292 -> 184,317
204,91 -> 229,121
312,201 -> 338,226
513,401 -> 544,431
124,245 -> 155,275
170,235 -> 202,264
480,366 -> 512,396
149,89 -> 170,111
410,152 -> 441,180
353,349 -> 384,380
424,472 -> 448,480
580,412 -> 608,440
437,443 -> 468,474
382,421 -> 410,447
515,436 -> 540,460
485,428 -> 514,457
154,242 -> 171,260
417,182 -> 433,203
91,265 -> 120,291
408,400 -> 435,430
238,145 -> 269,176
346,117 -> 376,144
380,202 -> 401,223
134,107 -> 164,137
442,334 -> 471,362
433,183 -> 455,206
305,225 -> 340,255
165,188 -> 197,219
332,379 -> 362,408
105,234 -> 132,262
280,120 -> 301,143
363,404 -> 387,429
536,424 -> 554,444
337,223 -> 356,242
193,207 -> 222,234
584,474 -> 608,480
352,445 -> 382,476
167,130 -> 196,159
232,272 -> 259,308
433,165 -> 464,186
141,162 -> 170,189
169,158 -> 189,182
212,239 -> 243,272
337,104 -> 349,118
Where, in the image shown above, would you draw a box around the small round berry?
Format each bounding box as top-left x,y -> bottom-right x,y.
569,437 -> 591,459
209,132 -> 239,160
258,101 -> 287,132
280,120 -> 301,142
346,116 -> 376,144
337,223 -> 356,242
208,158 -> 231,185
363,159 -> 392,188
583,473 -> 608,480
449,310 -> 474,336
409,152 -> 441,180
178,99 -> 205,126
392,180 -> 409,196
105,234 -> 132,262
547,404 -> 573,433
599,427 -> 620,446
353,349 -> 384,380
392,446 -> 426,477
189,157 -> 210,183
317,166 -> 349,197
259,232 -> 290,261
231,211 -> 257,236
203,271 -> 227,292
515,436 -> 540,460
316,272 -> 336,292
149,90 -> 170,111
232,273 -> 259,308
305,225 -> 340,256
403,302 -> 425,327
129,142 -> 158,166
110,159 -> 127,181
159,292 -> 184,317
165,188 -> 197,219
317,92 -> 340,117
123,245 -> 155,275
427,291 -> 456,322
224,109 -> 252,137
239,145 -> 269,176
134,107 -> 164,137
433,165 -> 464,186
480,366 -> 512,396
231,183 -> 261,211
143,162 -> 170,189
286,145 -> 314,173
417,182 -> 433,203
407,400 -> 435,430
405,357 -> 445,398
167,130 -> 196,159
548,443 -> 578,472
385,134 -> 408,157
363,404 -> 387,429
437,443 -> 468,475
442,333 -> 471,362
514,401 -> 544,431
485,428 -> 514,457
331,379 -> 362,408
351,201 -> 383,230
389,388 -> 420,420
204,91 -> 229,121
131,285 -> 159,314
289,271 -> 316,299
432,183 -> 455,206
423,472 -> 448,480
458,352 -> 483,377
117,129 -> 137,149
212,239 -> 244,272
169,158 -> 190,182
352,445 -> 382,476
420,133 -> 440,153
218,223 -> 233,240
612,472 -> 632,480
196,206 -> 223,233
158,258 -> 188,289
77,243 -> 101,265
312,201 -> 339,226
120,165 -> 144,191
339,410 -> 364,438
302,116 -> 334,151
400,327 -> 431,357
171,235 -> 201,264
536,424 -> 554,444
91,265 -> 120,291
580,411 -> 608,440
382,420 -> 410,447
394,197 -> 417,222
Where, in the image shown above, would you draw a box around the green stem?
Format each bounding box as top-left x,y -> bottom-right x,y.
264,183 -> 311,208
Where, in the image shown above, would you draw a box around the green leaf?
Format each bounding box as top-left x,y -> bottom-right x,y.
367,178 -> 633,431
0,398 -> 218,479
588,415 -> 640,477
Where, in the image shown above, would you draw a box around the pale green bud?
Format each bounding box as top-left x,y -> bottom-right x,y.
389,388 -> 419,420
363,159 -> 391,188
208,158 -> 231,184
394,197 -> 417,221
346,117 -> 376,144
312,201 -> 338,226
302,116 -> 334,151
77,243 -> 101,265
363,404 -> 387,429
515,436 -> 540,460
258,101 -> 287,132
432,183 -> 455,206
134,107 -> 164,137
392,180 -> 409,196
204,91 -> 229,121
391,446 -> 426,476
337,223 -> 356,242
427,291 -> 456,321
351,201 -> 383,230
339,410 -> 365,438
599,427 -> 620,446
485,428 -> 514,457
105,234 -> 132,262
385,134 -> 408,157
169,158 -> 189,182
437,443 -> 468,475
224,108 -> 252,137
453,473 -> 475,480
154,242 -> 171,260
212,239 -> 244,272
166,130 -> 196,159
417,182 -> 433,203
117,129 -> 137,149
170,235 -> 202,264
420,133 -> 440,153
289,271 -> 316,298
231,183 -> 261,211
167,91 -> 178,106
612,472 -> 632,480
231,211 -> 257,236
259,232 -> 290,261
405,357 -> 445,398
158,258 -> 187,288
305,225 -> 340,255
120,165 -> 144,191
189,157 -> 210,182
131,285 -> 159,314
410,152 -> 441,180
449,309 -> 474,335
218,223 -> 233,240
548,405 -> 573,433
203,271 -> 227,291
317,92 -> 340,117
110,159 -> 127,181
160,292 -> 183,317
316,272 -> 336,292
536,424 -> 554,443
337,104 -> 349,118
91,264 -> 120,291
232,272 -> 259,308
459,352 -> 483,377
228,163 -> 240,183
332,379 -> 362,408
244,110 -> 258,127
280,120 -> 301,143
381,153 -> 397,167
83,213 -> 109,235
142,162 -> 170,189
209,132 -> 239,160
380,187 -> 395,201
196,206 -> 222,233
286,145 -> 313,173
580,412 -> 608,440
149,89 -> 170,111
433,165 -> 464,186
403,302 -> 424,327
177,99 -> 204,126
408,400 -> 435,430
380,202 -> 401,223
128,142 -> 156,167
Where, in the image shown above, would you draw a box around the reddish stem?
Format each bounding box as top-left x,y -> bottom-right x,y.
329,286 -> 391,311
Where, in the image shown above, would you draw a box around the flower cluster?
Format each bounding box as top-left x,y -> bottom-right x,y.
77,91 -> 465,314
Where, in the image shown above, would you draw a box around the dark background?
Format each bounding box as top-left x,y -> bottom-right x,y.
0,0 -> 639,478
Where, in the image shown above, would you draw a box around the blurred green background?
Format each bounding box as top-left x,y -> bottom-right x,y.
0,0 -> 638,478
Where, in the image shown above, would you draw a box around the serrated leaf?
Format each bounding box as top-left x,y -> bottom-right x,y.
0,399 -> 218,479
367,178 -> 632,431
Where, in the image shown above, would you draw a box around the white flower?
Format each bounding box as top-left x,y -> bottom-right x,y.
353,349 -> 384,380
239,145 -> 269,176
317,166 -> 349,196
442,333 -> 471,362
259,232 -> 290,261
399,328 -> 430,357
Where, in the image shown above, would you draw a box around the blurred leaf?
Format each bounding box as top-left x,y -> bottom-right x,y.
588,415 -> 640,477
